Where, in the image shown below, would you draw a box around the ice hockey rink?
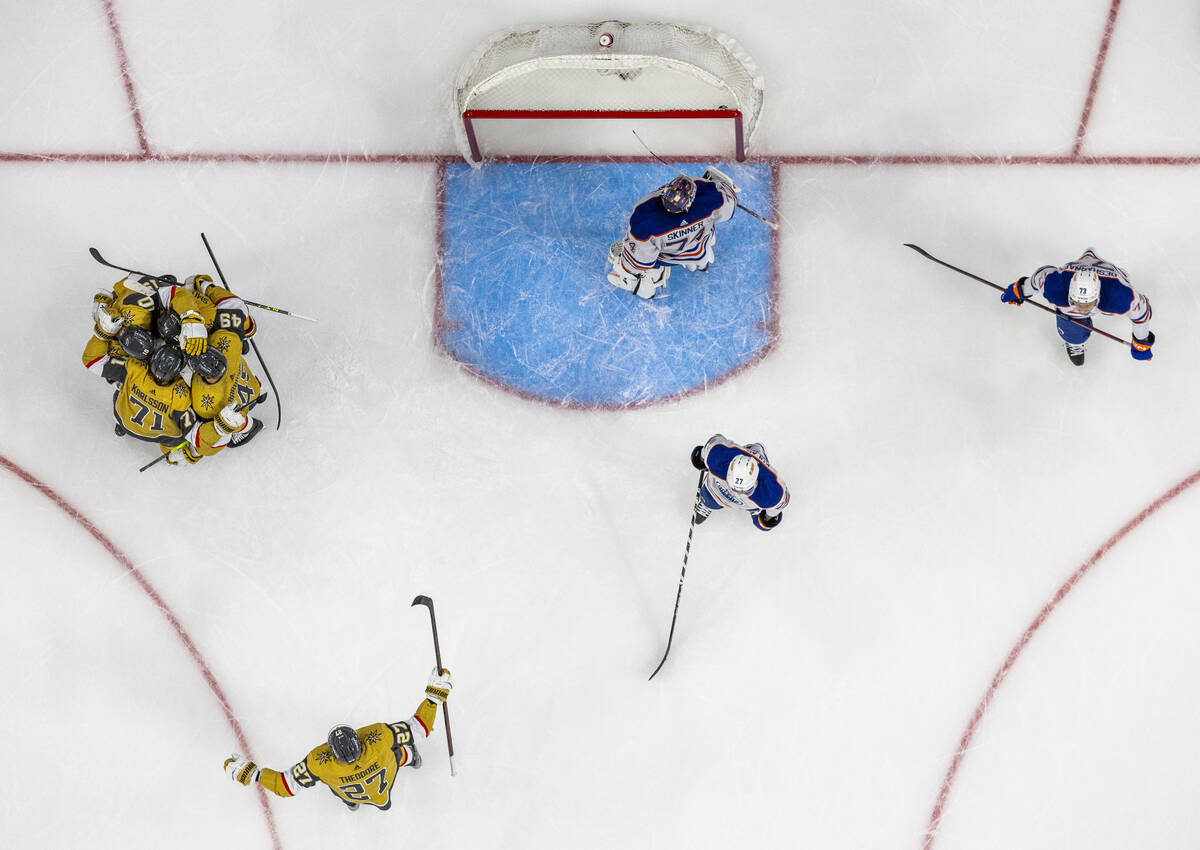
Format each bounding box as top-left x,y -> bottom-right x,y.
4,1 -> 1200,848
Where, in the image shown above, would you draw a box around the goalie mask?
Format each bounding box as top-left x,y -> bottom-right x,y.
328,725 -> 362,764
727,454 -> 759,494
1068,269 -> 1101,315
660,175 -> 696,215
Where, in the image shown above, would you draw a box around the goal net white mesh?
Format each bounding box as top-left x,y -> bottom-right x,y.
453,21 -> 765,162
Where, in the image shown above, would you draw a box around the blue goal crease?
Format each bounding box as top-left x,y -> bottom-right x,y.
439,161 -> 775,408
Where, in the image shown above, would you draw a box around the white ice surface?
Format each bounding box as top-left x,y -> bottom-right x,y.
3,2 -> 1200,849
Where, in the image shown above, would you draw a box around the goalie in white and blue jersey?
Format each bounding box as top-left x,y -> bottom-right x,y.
606,168 -> 739,299
1000,248 -> 1154,366
690,434 -> 789,531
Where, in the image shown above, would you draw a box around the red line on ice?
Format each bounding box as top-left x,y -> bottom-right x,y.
1073,0 -> 1124,158
100,0 -> 149,157
0,454 -> 284,850
921,466 -> 1200,850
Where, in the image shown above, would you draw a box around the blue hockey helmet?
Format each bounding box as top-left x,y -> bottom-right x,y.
660,175 -> 696,215
328,725 -> 362,764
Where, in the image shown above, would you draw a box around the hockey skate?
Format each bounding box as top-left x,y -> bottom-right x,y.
1065,342 -> 1086,366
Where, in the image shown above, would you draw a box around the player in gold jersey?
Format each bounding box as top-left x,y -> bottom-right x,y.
224,669 -> 453,811
110,346 -> 196,445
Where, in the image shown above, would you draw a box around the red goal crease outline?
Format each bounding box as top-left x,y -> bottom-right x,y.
0,454 -> 284,850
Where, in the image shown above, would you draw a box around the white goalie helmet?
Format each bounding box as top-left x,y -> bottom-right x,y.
1068,269 -> 1101,314
727,454 -> 759,494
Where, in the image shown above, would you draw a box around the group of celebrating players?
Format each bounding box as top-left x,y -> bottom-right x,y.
82,270 -> 266,467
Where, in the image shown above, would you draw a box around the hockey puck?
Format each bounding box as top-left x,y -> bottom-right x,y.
598,32 -> 614,48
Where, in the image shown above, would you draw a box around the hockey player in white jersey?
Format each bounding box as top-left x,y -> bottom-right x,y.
690,434 -> 789,531
606,168 -> 740,299
1000,248 -> 1154,365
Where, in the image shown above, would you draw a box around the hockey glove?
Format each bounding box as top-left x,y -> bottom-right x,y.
93,292 -> 126,338
702,166 -> 740,195
753,510 -> 783,531
1131,331 -> 1155,361
162,442 -> 201,466
425,668 -> 453,704
216,404 -> 248,436
690,445 -> 707,471
224,754 -> 261,786
1001,277 -> 1028,305
179,311 -> 208,356
185,274 -> 214,296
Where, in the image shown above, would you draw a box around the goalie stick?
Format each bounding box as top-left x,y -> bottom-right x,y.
631,131 -> 779,230
904,243 -> 1129,345
411,595 -> 457,776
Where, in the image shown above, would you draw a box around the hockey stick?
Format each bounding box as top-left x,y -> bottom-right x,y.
649,470 -> 707,681
200,233 -> 283,431
137,395 -> 262,471
631,131 -> 779,230
411,595 -> 457,776
904,243 -> 1129,345
88,247 -> 318,323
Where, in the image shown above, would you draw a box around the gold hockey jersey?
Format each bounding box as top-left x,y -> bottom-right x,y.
255,699 -> 438,809
110,358 -> 196,445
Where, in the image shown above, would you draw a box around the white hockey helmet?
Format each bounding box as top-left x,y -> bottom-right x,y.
1068,269 -> 1101,314
727,454 -> 759,494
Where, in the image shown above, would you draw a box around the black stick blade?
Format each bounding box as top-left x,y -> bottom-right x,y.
411,595 -> 433,608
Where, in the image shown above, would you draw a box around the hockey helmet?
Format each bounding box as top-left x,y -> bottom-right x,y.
1068,269 -> 1101,314
149,344 -> 184,384
156,309 -> 182,344
117,325 -> 154,360
328,725 -> 362,764
727,454 -> 759,494
660,175 -> 696,215
189,347 -> 227,382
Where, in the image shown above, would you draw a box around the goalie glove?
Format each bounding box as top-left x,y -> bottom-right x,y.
702,166 -> 740,195
425,667 -> 453,704
224,754 -> 261,786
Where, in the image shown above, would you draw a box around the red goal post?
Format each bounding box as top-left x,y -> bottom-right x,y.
454,21 -> 765,164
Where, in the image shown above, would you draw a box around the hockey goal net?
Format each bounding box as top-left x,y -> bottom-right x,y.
454,21 -> 765,163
